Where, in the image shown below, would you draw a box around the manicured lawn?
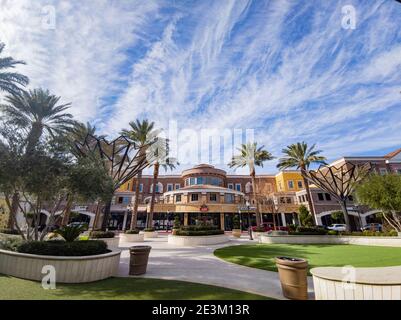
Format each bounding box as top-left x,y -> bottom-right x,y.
214,244 -> 401,274
0,275 -> 270,300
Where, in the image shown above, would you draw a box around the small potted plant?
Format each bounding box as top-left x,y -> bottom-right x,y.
172,214 -> 181,235
120,229 -> 144,243
231,215 -> 241,238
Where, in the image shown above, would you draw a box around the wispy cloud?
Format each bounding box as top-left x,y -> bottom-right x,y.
1,0 -> 400,173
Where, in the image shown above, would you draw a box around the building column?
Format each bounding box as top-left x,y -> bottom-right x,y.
184,213 -> 188,226
122,210 -> 128,230
281,213 -> 287,227
220,213 -> 225,231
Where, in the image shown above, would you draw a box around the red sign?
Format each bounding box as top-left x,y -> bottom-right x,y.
200,205 -> 209,212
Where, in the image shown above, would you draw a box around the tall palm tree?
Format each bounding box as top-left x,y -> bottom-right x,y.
277,142 -> 327,225
0,42 -> 29,95
229,142 -> 274,227
0,88 -> 76,153
120,119 -> 156,230
1,88 -> 75,229
146,137 -> 178,229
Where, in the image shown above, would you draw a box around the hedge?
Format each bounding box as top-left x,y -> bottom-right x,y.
89,231 -> 115,239
17,240 -> 109,256
175,229 -> 224,236
0,228 -> 20,235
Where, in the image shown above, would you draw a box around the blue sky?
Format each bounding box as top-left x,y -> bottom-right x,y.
1,0 -> 400,174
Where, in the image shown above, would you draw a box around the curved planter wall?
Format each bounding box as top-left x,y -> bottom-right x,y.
311,266 -> 401,300
260,235 -> 401,247
0,249 -> 121,283
168,234 -> 229,246
140,231 -> 158,239
119,233 -> 144,243
95,237 -> 120,249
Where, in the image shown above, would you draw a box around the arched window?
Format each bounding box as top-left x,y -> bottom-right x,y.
245,182 -> 252,193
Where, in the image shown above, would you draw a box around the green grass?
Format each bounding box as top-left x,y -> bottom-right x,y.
214,244 -> 401,274
0,275 -> 271,300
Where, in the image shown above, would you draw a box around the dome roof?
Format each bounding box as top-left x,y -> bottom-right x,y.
181,164 -> 226,178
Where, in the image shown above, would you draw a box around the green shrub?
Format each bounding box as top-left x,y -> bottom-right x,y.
339,231 -> 398,237
0,237 -> 24,251
89,231 -> 115,239
290,226 -> 327,235
125,229 -> 139,234
299,205 -> 314,227
173,215 -> 181,229
175,229 -> 224,236
17,240 -> 109,256
180,225 -> 218,232
144,228 -> 155,232
54,225 -> 87,242
0,228 -> 19,235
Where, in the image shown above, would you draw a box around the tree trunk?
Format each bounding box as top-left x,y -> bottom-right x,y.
26,122 -> 43,154
340,200 -> 351,232
61,195 -> 73,226
250,170 -> 262,227
147,163 -> 159,229
130,171 -> 142,230
302,168 -> 317,226
6,192 -> 19,229
101,200 -> 112,231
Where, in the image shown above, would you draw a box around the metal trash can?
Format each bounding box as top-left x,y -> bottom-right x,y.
129,246 -> 152,275
275,256 -> 308,300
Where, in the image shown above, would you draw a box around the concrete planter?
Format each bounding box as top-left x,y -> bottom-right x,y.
96,237 -> 120,249
311,266 -> 401,300
252,231 -> 266,240
140,231 -> 158,239
0,248 -> 121,283
260,235 -> 401,247
168,234 -> 229,246
119,233 -> 144,243
232,229 -> 241,238
398,232 -> 401,238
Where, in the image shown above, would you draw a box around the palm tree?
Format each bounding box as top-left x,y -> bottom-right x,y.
0,88 -> 76,153
277,142 -> 327,225
1,88 -> 75,230
0,42 -> 29,95
120,119 -> 156,230
146,137 -> 178,229
229,142 -> 274,227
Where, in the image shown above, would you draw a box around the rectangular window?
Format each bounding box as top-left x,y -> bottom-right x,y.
167,184 -> 173,192
297,181 -> 303,188
235,183 -> 241,191
298,196 -> 303,203
225,194 -> 234,203
286,197 -> 292,204
127,183 -> 131,191
209,193 -> 217,202
176,194 -> 182,202
191,194 -> 199,202
288,180 -> 294,189
175,183 -> 180,190
139,184 -> 143,193
228,183 -> 234,189
118,197 -> 123,204
318,193 -> 324,201
325,193 -> 331,201
196,177 -> 203,185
